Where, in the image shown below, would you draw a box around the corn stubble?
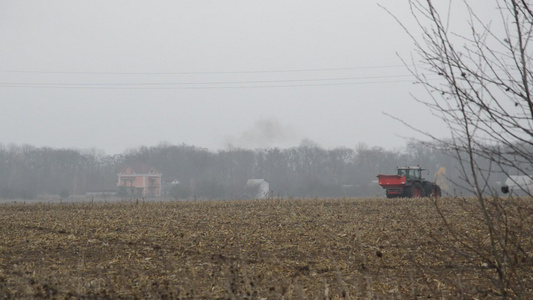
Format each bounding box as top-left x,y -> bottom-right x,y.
0,198 -> 531,299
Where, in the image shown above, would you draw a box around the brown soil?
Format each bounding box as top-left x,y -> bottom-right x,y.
0,198 -> 530,299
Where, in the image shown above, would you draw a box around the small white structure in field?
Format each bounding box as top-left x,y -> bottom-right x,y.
245,179 -> 270,199
502,175 -> 533,195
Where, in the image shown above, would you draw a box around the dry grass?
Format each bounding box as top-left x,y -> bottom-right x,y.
0,197 -> 531,299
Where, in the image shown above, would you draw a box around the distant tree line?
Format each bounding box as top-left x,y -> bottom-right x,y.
0,141 -> 507,200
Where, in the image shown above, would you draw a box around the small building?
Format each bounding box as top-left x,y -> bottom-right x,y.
117,163 -> 162,197
245,179 -> 270,199
501,175 -> 533,195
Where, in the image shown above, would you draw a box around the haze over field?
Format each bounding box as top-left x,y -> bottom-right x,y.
0,1 -> 492,153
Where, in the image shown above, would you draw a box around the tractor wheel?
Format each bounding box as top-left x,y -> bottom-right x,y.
410,182 -> 425,198
432,185 -> 442,198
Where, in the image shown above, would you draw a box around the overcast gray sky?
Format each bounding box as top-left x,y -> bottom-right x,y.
0,1 -> 490,154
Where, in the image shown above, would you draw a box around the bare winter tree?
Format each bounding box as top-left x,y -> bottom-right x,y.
386,0 -> 533,298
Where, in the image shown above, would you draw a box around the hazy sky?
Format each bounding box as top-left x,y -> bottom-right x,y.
0,1 -> 490,154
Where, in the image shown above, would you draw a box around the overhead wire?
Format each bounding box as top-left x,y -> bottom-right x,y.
0,80 -> 418,90
0,74 -> 417,86
0,64 -> 416,75
0,63 -> 431,89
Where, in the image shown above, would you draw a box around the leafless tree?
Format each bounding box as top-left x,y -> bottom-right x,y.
386,0 -> 533,298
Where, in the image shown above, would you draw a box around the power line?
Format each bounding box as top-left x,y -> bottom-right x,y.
0,64 -> 413,75
0,64 -> 432,89
0,74 -> 418,86
0,79 -> 418,90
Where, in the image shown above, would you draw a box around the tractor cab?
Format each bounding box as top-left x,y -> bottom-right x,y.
397,166 -> 423,180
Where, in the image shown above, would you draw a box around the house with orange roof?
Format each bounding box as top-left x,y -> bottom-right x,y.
117,163 -> 162,197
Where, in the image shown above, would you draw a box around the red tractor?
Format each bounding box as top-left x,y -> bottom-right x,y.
377,166 -> 441,198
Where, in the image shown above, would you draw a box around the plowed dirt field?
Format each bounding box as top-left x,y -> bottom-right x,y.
0,198 -> 531,298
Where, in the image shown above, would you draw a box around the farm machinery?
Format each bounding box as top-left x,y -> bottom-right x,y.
377,166 -> 441,198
